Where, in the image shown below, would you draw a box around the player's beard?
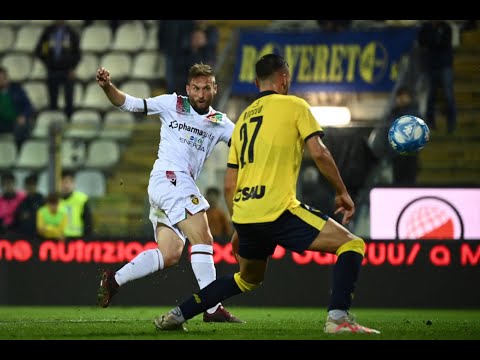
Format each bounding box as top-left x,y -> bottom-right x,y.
191,98 -> 210,115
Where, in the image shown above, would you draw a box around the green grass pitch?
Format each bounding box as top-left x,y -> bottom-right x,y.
0,306 -> 479,340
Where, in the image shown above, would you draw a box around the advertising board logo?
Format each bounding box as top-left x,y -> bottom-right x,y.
396,196 -> 464,240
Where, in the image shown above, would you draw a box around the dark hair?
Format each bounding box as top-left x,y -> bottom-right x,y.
1,171 -> 15,184
61,169 -> 75,179
255,54 -> 289,80
0,66 -> 7,76
395,85 -> 413,97
46,192 -> 60,204
187,63 -> 215,84
25,173 -> 38,186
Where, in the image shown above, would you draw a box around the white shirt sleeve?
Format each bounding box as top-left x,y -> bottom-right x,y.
118,93 -> 177,117
117,94 -> 146,113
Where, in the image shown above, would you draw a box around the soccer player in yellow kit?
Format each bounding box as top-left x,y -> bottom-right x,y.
154,53 -> 380,334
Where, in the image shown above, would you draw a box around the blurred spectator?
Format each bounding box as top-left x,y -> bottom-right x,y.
174,21 -> 219,95
317,20 -> 352,32
157,20 -> 194,94
36,192 -> 67,241
0,171 -> 26,235
418,20 -> 457,134
205,187 -> 232,243
0,66 -> 34,150
35,20 -> 81,118
386,86 -> 423,185
12,173 -> 45,239
158,20 -> 218,95
59,169 -> 92,239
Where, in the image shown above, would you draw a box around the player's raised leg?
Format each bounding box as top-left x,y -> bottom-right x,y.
96,222 -> 184,308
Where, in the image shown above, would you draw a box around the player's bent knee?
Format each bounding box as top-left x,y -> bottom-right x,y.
162,248 -> 184,268
336,238 -> 365,257
234,272 -> 260,292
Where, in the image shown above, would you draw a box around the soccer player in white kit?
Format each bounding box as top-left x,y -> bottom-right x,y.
95,63 -> 243,323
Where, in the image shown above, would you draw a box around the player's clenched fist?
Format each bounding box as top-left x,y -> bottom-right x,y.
96,67 -> 111,87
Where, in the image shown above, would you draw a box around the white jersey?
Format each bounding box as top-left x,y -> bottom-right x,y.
119,93 -> 235,180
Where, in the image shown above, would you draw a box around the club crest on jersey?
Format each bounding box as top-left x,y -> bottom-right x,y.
166,171 -> 176,186
206,112 -> 224,124
176,96 -> 191,114
190,194 -> 200,205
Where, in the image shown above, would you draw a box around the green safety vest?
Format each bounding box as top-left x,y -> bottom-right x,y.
61,191 -> 88,238
37,204 -> 67,239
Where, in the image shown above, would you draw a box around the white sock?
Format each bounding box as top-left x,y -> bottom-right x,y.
115,248 -> 164,286
190,244 -> 220,314
328,310 -> 348,321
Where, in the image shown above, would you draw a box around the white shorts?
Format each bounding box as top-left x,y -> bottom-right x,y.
148,170 -> 209,244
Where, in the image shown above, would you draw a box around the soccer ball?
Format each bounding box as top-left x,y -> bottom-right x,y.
388,115 -> 430,155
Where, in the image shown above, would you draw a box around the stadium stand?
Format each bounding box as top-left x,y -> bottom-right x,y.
80,24 -> 112,53
64,109 -> 102,140
16,139 -> 49,170
1,53 -> 32,81
75,169 -> 107,198
100,111 -> 135,141
31,110 -> 68,138
0,138 -> 17,170
83,139 -> 120,171
0,26 -> 16,52
110,21 -> 147,52
61,139 -> 87,170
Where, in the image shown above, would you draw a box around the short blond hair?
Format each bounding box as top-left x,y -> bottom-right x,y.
187,63 -> 215,84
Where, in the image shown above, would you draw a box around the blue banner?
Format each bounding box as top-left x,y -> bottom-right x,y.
232,28 -> 418,94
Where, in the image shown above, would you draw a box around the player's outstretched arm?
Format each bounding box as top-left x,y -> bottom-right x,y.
96,67 -> 126,107
305,135 -> 355,225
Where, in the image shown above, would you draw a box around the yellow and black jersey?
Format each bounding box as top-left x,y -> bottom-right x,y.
227,90 -> 324,223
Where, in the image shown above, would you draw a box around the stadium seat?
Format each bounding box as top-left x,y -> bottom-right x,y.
143,23 -> 159,50
131,52 -> 160,80
121,80 -> 152,99
111,21 -> 146,52
32,110 -> 68,138
24,81 -> 49,111
1,53 -> 32,81
100,111 -> 135,141
0,20 -> 29,26
61,139 -> 87,170
29,20 -> 53,26
75,169 -> 107,198
0,138 -> 17,169
29,58 -> 47,81
84,139 -> 121,170
80,24 -> 112,53
82,81 -> 112,111
64,109 -> 102,140
0,26 -> 16,52
99,52 -> 132,81
16,139 -> 49,170
76,53 -> 99,83
13,25 -> 44,53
